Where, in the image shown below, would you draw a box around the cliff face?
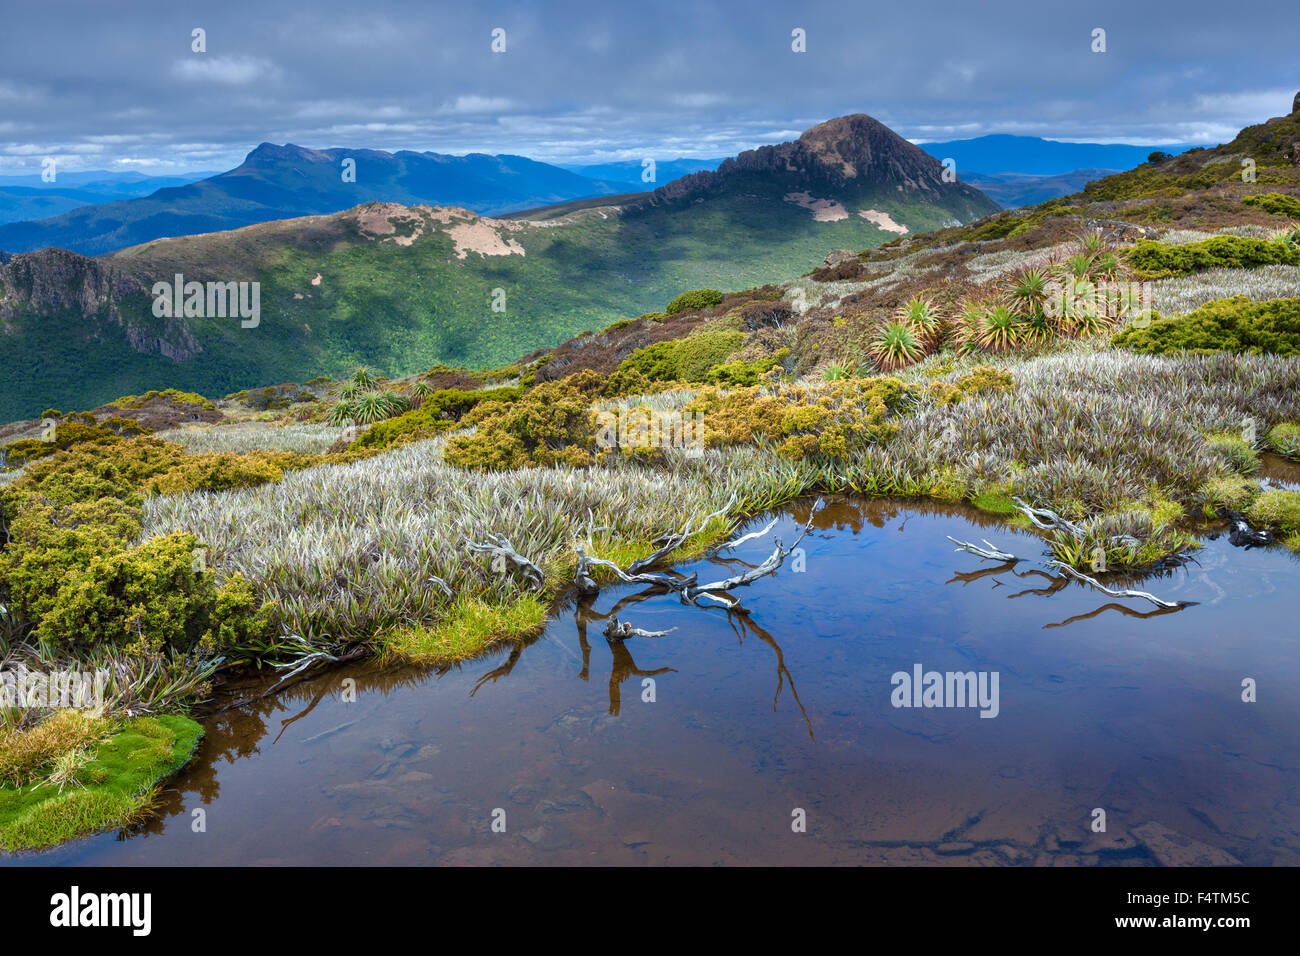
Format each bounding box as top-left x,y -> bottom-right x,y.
0,248 -> 200,362
0,248 -> 143,317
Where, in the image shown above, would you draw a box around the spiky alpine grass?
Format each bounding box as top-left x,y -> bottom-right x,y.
140,435 -> 774,649
822,363 -> 850,381
351,391 -> 410,424
1008,266 -> 1053,318
910,351 -> 1300,514
976,303 -> 1020,352
868,319 -> 926,371
348,365 -> 379,389
897,295 -> 942,346
154,423 -> 351,455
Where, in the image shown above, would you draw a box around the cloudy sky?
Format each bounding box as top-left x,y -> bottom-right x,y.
0,0 -> 1295,175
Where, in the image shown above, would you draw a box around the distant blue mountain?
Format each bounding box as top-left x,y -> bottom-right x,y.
0,172 -> 216,225
0,147 -> 634,255
561,158 -> 726,189
918,134 -> 1204,177
961,169 -> 1125,208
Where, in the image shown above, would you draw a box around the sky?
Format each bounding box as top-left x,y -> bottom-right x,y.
0,0 -> 1296,175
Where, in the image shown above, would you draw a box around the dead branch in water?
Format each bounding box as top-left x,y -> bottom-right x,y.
949,500 -> 1187,608
1011,497 -> 1088,539
717,518 -> 778,553
465,533 -> 545,589
1047,561 -> 1188,609
682,500 -> 823,606
602,617 -> 677,641
946,536 -> 1018,562
572,499 -> 823,613
626,493 -> 736,574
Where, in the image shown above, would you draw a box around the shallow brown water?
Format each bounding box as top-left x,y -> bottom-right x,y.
11,498 -> 1300,866
1260,452 -> 1300,491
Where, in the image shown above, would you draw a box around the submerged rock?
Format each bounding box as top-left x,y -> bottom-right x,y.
1133,822 -> 1241,866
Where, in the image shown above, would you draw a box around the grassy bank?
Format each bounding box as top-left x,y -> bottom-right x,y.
0,712 -> 202,852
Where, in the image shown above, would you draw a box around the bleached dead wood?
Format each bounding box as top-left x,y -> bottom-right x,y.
946,536 -> 1018,562
602,617 -> 677,641
571,498 -> 823,614
717,518 -> 778,553
1012,497 -> 1088,539
627,494 -> 735,574
682,500 -> 823,606
465,533 -> 545,589
1048,561 -> 1186,609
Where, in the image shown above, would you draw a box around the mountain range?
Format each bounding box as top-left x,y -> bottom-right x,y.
0,171 -> 217,226
561,158 -> 725,187
0,113 -> 999,421
918,133 -> 1202,176
0,148 -> 635,257
0,134 -> 1210,258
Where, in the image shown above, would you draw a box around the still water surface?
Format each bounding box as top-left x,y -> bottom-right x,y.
14,497 -> 1300,866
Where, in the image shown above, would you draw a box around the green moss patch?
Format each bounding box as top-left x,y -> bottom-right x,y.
1247,489 -> 1300,539
0,714 -> 202,852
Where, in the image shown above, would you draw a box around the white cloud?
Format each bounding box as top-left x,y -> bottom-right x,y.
171,56 -> 280,86
440,95 -> 514,115
673,93 -> 729,109
1193,88 -> 1296,121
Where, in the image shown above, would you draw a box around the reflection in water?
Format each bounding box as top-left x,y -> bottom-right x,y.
1260,453 -> 1300,491
11,496 -> 1300,867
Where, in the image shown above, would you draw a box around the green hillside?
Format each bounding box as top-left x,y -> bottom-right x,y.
1,190 -> 979,421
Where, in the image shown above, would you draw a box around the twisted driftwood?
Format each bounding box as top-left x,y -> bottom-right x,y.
602,617 -> 677,641
1011,497 -> 1088,539
717,518 -> 777,553
948,498 -> 1185,608
626,494 -> 736,575
573,496 -> 733,594
574,499 -> 823,612
1047,562 -> 1188,609
465,533 -> 545,589
946,536 -> 1018,562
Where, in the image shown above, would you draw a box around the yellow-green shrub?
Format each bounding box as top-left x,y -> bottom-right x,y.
443,372 -> 604,470
685,377 -> 913,460
615,330 -> 745,384
351,386 -> 524,450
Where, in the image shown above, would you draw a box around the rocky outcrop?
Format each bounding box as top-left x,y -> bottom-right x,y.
639,114 -> 997,218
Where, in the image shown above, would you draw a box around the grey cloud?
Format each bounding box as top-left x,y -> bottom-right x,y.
0,0 -> 1294,173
